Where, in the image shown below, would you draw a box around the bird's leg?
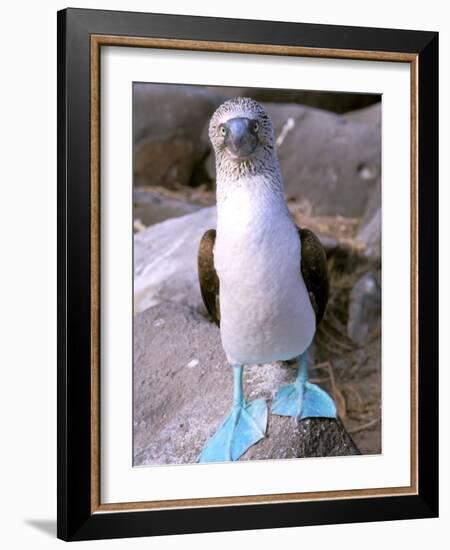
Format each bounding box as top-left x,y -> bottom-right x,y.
197,364 -> 268,463
272,352 -> 337,420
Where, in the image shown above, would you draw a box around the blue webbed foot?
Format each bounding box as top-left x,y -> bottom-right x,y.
272,380 -> 336,419
198,364 -> 268,463
197,398 -> 268,463
272,353 -> 337,420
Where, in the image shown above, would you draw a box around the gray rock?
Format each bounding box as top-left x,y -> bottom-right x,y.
133,302 -> 359,466
206,103 -> 381,217
133,188 -> 201,228
355,122 -> 381,260
347,271 -> 381,345
342,102 -> 381,126
244,417 -> 360,460
357,206 -> 381,262
266,103 -> 381,218
134,207 -> 217,314
133,84 -> 224,188
208,87 -> 380,114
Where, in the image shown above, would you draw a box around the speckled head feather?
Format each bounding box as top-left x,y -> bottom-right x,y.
209,97 -> 279,182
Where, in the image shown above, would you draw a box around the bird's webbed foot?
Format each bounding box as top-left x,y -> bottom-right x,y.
197,399 -> 268,463
197,365 -> 268,463
272,353 -> 337,420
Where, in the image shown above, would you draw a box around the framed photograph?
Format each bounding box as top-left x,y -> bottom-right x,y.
57,8 -> 438,541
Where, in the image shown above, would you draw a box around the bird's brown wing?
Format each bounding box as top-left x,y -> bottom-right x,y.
198,229 -> 220,326
298,227 -> 329,325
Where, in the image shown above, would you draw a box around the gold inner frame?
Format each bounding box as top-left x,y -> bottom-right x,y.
90,35 -> 419,514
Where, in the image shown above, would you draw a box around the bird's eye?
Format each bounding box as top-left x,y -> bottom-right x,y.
253,121 -> 259,133
219,125 -> 226,136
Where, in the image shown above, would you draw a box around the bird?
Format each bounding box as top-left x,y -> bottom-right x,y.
197,97 -> 336,463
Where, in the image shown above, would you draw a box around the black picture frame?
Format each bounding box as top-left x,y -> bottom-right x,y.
57,7 -> 438,542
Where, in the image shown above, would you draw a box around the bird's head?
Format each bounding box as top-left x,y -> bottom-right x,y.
209,97 -> 275,164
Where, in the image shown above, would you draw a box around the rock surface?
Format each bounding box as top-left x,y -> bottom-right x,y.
207,87 -> 380,114
134,207 -> 216,314
134,302 -> 359,466
133,188 -> 201,228
347,271 -> 381,345
270,103 -> 380,217
133,84 -> 224,188
357,206 -> 381,262
342,102 -> 382,126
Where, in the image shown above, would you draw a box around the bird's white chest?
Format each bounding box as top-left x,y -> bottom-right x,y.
214,178 -> 316,365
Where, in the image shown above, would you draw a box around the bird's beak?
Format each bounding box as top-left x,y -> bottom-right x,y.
223,117 -> 258,158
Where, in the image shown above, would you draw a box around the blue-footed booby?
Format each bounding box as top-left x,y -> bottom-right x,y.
197,97 -> 336,463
